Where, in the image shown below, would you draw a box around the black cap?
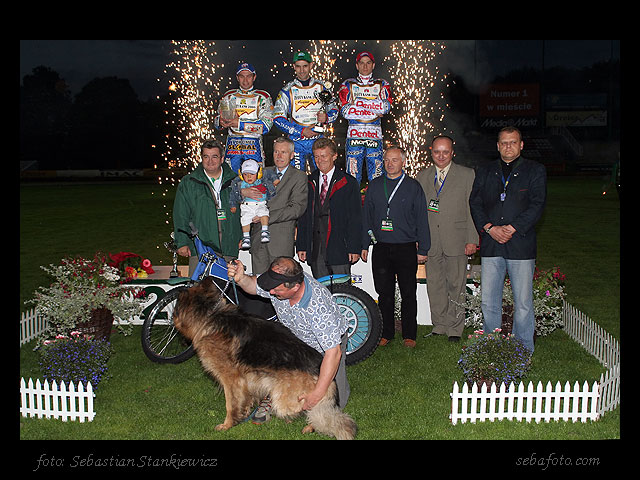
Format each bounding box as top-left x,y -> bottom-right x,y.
257,268 -> 304,291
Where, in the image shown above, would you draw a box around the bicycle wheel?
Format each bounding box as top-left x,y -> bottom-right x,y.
141,286 -> 196,364
329,283 -> 382,366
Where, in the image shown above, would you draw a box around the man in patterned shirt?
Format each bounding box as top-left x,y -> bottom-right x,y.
227,256 -> 350,424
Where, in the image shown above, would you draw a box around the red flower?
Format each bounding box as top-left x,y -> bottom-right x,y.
108,252 -> 140,267
140,258 -> 154,274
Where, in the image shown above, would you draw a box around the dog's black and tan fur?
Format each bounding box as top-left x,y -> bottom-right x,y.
173,277 -> 357,440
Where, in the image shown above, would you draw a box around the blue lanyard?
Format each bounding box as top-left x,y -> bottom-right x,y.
434,170 -> 447,198
500,172 -> 512,202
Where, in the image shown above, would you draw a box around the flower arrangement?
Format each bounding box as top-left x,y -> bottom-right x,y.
26,253 -> 147,340
459,266 -> 566,337
108,252 -> 154,280
39,331 -> 113,390
458,328 -> 532,388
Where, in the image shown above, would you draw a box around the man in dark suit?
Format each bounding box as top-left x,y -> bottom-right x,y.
250,137 -> 308,274
296,138 -> 362,279
469,127 -> 547,352
416,136 -> 478,342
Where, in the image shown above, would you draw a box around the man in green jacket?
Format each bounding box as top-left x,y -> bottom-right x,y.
173,139 -> 242,273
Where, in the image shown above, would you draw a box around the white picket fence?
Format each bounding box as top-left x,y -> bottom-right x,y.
20,378 -> 95,422
450,300 -> 621,424
20,308 -> 48,346
450,380 -> 599,424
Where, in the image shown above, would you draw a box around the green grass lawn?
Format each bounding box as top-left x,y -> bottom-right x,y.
19,177 -> 620,443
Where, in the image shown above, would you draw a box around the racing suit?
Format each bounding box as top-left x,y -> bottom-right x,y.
338,74 -> 392,182
273,77 -> 338,172
214,87 -> 274,173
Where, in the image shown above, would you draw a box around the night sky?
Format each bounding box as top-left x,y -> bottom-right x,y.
19,40 -> 620,101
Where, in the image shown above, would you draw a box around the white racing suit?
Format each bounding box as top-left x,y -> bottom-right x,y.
214,87 -> 274,173
338,74 -> 392,182
273,77 -> 338,172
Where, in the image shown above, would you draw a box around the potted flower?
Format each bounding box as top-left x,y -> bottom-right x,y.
458,328 -> 532,389
26,252 -> 147,342
459,266 -> 566,337
39,331 -> 113,390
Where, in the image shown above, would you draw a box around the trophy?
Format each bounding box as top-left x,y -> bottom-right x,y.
219,95 -> 236,122
164,232 -> 180,278
312,85 -> 335,134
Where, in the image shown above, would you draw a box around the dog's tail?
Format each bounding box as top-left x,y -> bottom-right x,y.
306,399 -> 357,440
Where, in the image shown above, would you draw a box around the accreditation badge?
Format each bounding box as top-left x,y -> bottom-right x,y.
381,218 -> 394,231
427,199 -> 440,213
217,209 -> 227,220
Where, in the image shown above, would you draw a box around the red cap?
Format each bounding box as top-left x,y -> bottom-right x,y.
356,51 -> 375,63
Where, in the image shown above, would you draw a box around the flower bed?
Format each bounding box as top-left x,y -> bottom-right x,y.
39,331 -> 113,390
458,328 -> 532,388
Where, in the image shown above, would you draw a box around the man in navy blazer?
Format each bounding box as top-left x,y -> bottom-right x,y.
469,127 -> 546,352
296,138 -> 362,278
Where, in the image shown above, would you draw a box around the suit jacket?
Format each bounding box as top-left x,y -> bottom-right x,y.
296,168 -> 362,266
416,161 -> 478,257
469,156 -> 546,259
250,165 -> 308,273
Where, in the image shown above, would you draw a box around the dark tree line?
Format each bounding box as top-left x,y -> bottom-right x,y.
20,66 -> 167,171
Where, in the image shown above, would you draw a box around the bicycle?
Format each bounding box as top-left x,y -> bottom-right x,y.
141,225 -> 382,366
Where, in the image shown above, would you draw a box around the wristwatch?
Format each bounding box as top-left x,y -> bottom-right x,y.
484,225 -> 494,234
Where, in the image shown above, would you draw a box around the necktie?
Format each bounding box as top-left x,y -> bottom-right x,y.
320,173 -> 328,205
277,171 -> 283,181
438,170 -> 446,187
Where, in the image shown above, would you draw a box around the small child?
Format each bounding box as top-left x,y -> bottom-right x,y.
229,159 -> 280,250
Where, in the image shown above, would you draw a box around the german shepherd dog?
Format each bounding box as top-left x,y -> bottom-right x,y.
173,277 -> 357,440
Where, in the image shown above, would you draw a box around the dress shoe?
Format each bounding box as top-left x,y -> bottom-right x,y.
403,339 -> 416,348
448,336 -> 461,343
379,338 -> 391,346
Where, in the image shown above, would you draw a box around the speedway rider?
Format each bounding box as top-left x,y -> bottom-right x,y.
214,62 -> 274,173
338,51 -> 393,182
273,51 -> 338,172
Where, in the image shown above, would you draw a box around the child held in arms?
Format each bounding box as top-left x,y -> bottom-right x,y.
229,158 -> 280,250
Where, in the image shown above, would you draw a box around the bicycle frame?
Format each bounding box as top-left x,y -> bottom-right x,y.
179,226 -> 239,305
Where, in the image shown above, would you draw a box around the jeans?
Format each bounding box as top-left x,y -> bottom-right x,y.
481,256 -> 536,352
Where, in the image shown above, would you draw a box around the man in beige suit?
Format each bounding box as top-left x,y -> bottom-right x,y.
249,137 -> 308,274
416,136 -> 478,341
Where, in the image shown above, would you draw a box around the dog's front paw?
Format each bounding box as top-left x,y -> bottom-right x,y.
301,424 -> 315,435
215,422 -> 232,431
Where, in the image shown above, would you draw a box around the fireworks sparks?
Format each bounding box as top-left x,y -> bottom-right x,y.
385,40 -> 450,177
154,40 -> 234,227
157,40 -> 451,197
160,40 -> 228,181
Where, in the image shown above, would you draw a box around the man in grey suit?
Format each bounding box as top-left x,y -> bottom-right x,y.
416,136 -> 478,341
249,137 -> 308,274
